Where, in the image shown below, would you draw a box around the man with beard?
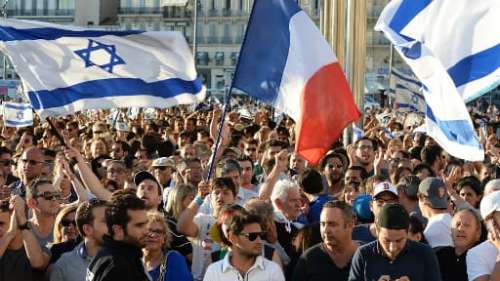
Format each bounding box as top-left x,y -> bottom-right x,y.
351,138 -> 376,177
203,211 -> 284,281
343,166 -> 368,205
86,192 -> 149,281
320,153 -> 345,197
51,199 -> 108,281
293,200 -> 359,281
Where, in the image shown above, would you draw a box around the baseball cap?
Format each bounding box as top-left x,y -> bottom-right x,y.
151,157 -> 175,168
397,175 -> 420,199
376,203 -> 410,230
418,177 -> 449,209
480,191 -> 500,219
133,171 -> 160,188
352,194 -> 373,223
373,181 -> 398,198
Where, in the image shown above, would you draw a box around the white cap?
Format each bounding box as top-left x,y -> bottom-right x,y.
373,181 -> 398,198
480,191 -> 500,219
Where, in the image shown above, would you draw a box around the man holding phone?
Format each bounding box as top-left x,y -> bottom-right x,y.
466,191 -> 500,281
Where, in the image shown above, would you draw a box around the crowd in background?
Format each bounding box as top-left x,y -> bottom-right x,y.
0,97 -> 499,281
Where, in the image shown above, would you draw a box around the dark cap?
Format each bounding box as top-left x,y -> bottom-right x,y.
418,177 -> 449,209
376,203 -> 409,230
133,171 -> 160,188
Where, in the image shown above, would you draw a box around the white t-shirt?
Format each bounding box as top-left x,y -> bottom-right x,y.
203,254 -> 285,281
191,213 -> 217,281
466,240 -> 498,281
424,212 -> 453,248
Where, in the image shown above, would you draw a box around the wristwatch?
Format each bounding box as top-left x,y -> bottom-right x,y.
19,221 -> 31,230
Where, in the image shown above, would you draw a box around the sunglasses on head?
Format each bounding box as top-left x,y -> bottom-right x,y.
60,219 -> 76,227
239,231 -> 266,241
35,191 -> 62,201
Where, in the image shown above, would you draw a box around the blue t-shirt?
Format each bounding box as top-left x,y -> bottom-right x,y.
148,250 -> 193,281
307,194 -> 333,224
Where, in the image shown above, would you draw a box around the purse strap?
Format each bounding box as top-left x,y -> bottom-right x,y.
156,251 -> 170,281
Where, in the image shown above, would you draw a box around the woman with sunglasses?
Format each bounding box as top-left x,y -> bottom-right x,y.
52,205 -> 79,244
143,211 -> 192,281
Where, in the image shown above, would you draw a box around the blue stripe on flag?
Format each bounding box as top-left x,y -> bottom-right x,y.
388,0 -> 432,33
27,77 -> 203,110
396,102 -> 419,112
395,84 -> 424,100
391,70 -> 422,87
5,119 -> 32,126
232,0 -> 301,104
4,103 -> 31,110
0,26 -> 143,42
448,43 -> 500,88
426,106 -> 481,148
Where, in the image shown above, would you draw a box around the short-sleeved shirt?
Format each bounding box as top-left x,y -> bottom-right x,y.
292,243 -> 351,281
466,240 -> 498,281
348,240 -> 442,281
424,213 -> 453,248
434,246 -> 468,281
191,213 -> 217,281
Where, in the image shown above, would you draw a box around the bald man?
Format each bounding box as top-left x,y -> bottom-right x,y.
10,147 -> 45,197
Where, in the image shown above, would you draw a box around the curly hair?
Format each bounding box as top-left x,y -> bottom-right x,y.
105,192 -> 146,236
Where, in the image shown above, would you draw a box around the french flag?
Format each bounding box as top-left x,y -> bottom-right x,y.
232,0 -> 361,164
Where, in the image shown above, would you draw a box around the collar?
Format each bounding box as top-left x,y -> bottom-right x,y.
102,235 -> 143,258
274,212 -> 303,232
221,253 -> 266,273
77,241 -> 92,261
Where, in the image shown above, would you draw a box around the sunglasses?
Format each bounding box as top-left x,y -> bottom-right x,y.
61,219 -> 76,227
239,231 -> 266,241
34,191 -> 62,201
20,159 -> 46,166
246,148 -> 257,152
0,160 -> 13,166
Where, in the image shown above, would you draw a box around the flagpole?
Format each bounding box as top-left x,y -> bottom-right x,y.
2,0 -> 8,83
205,0 -> 258,180
388,43 -> 394,107
192,0 -> 198,55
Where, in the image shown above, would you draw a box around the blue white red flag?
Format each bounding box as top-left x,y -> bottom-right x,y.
232,0 -> 361,164
0,19 -> 205,118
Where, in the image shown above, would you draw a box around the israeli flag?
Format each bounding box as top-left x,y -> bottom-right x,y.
375,0 -> 499,161
0,19 -> 205,118
352,124 -> 364,142
390,69 -> 425,113
2,102 -> 33,127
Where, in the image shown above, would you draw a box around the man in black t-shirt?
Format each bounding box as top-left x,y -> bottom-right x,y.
293,200 -> 359,281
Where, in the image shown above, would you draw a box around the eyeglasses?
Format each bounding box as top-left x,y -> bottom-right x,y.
246,148 -> 257,152
148,228 -> 165,237
239,231 -> 266,242
373,197 -> 398,205
0,160 -> 13,166
154,166 -> 167,171
34,191 -> 62,201
61,219 -> 76,227
20,159 -> 46,166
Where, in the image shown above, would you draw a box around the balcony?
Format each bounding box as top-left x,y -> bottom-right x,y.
8,9 -> 74,16
119,7 -> 162,14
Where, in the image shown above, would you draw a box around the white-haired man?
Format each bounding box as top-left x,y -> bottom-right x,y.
271,179 -> 303,259
484,179 -> 500,196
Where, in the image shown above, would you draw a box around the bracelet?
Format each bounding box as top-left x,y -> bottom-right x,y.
194,196 -> 204,206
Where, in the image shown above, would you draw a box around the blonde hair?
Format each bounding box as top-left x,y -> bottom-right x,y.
147,211 -> 172,249
53,204 -> 78,244
165,183 -> 196,220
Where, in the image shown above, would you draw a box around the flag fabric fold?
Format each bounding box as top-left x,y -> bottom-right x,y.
2,102 -> 33,127
232,0 -> 361,164
375,0 -> 499,161
0,19 -> 205,118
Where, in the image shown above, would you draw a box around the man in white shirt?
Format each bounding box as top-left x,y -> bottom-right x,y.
203,211 -> 284,281
418,177 -> 453,248
466,191 -> 500,281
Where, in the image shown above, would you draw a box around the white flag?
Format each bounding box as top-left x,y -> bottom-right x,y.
0,19 -> 205,118
3,102 -> 33,127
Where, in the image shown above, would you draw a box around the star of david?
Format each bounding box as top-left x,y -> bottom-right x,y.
16,111 -> 24,120
74,39 -> 125,73
411,93 -> 420,104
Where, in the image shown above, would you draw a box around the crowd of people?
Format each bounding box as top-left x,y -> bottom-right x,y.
0,98 -> 499,281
